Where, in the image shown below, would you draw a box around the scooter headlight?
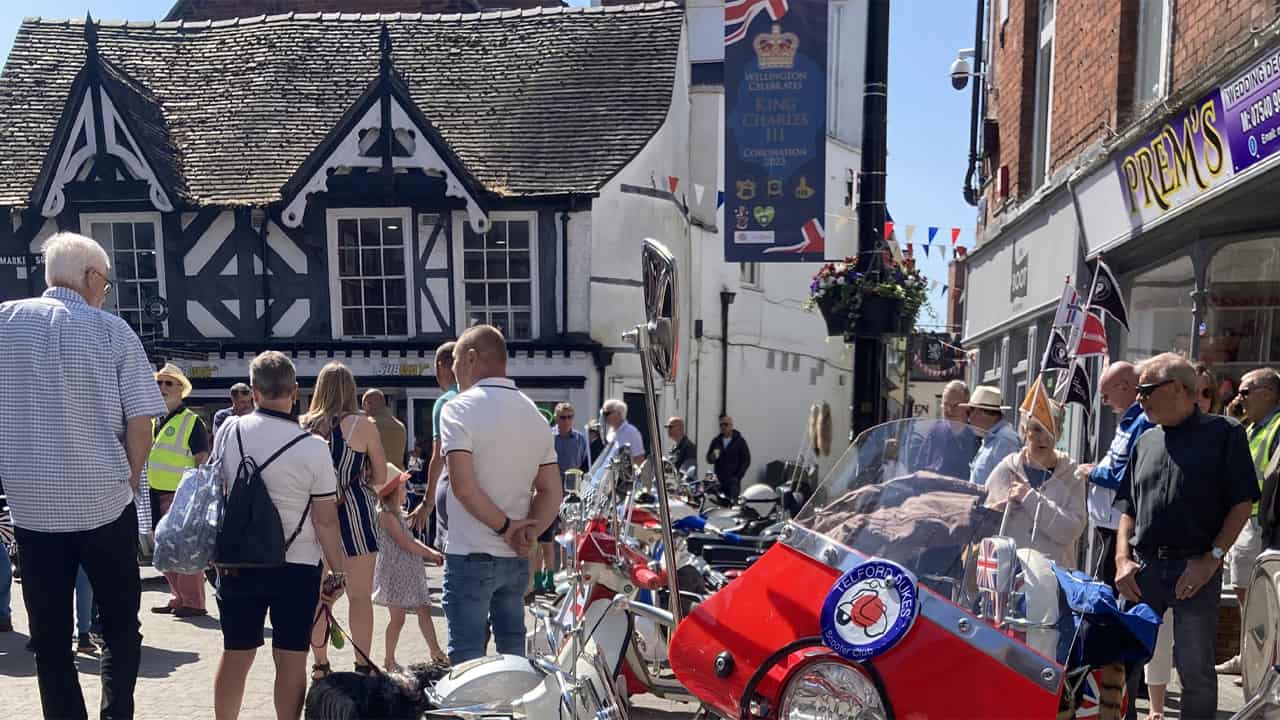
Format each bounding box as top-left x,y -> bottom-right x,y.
778,661 -> 887,720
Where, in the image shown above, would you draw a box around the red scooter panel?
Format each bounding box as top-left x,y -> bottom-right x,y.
670,542 -> 1060,719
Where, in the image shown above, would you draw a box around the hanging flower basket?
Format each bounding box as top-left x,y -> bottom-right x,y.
804,256 -> 926,340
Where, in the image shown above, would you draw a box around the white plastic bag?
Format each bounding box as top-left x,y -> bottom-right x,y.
153,456 -> 224,574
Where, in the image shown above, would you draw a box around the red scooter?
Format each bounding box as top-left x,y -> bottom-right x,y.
669,417 -> 1139,719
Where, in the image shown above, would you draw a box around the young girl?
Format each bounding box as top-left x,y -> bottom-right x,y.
373,464 -> 448,670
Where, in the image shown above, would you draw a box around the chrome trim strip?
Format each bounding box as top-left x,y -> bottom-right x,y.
781,523 -> 1062,695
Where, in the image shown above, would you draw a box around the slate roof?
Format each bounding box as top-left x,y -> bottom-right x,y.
164,0 -> 564,22
0,4 -> 683,207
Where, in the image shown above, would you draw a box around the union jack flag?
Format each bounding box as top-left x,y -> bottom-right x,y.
762,217 -> 824,255
725,0 -> 789,46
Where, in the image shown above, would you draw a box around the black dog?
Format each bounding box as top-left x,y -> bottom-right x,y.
305,663 -> 447,720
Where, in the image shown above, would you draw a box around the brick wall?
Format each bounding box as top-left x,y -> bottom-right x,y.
980,0 -> 1280,234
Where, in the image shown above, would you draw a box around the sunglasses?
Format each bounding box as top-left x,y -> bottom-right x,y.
157,379 -> 178,388
1135,378 -> 1174,398
720,422 -> 732,427
557,415 -> 574,420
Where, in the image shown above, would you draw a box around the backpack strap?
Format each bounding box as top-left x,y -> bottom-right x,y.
257,432 -> 312,474
237,430 -> 315,554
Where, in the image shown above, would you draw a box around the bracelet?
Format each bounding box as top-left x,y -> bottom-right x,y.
495,517 -> 511,536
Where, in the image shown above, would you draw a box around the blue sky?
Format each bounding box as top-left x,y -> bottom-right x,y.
0,1 -> 976,330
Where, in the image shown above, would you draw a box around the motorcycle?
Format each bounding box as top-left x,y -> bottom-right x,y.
305,238 -> 689,719
1234,549 -> 1280,718
668,417 -> 1155,720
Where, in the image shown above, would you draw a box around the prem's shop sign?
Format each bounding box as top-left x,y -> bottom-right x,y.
1117,47 -> 1280,223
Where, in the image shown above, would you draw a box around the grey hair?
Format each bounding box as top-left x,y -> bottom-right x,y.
42,232 -> 109,289
603,398 -> 628,417
1244,367 -> 1280,395
250,351 -> 297,400
1140,352 -> 1197,394
942,380 -> 969,399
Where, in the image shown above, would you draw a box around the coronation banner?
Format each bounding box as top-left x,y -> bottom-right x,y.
724,0 -> 827,262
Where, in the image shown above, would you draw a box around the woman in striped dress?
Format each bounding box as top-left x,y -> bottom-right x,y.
301,362 -> 387,678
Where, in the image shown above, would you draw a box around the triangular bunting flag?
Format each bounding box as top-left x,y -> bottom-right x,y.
940,284 -> 948,297
1021,375 -> 1057,437
956,246 -> 968,258
922,243 -> 930,258
884,221 -> 895,240
1086,259 -> 1130,330
668,176 -> 679,193
694,184 -> 706,204
1041,328 -> 1070,373
951,227 -> 961,245
1064,361 -> 1093,414
1076,311 -> 1109,357
904,225 -> 916,244
928,227 -> 939,244
717,191 -> 725,209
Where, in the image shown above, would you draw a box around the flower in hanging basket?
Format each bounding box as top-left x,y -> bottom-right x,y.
803,253 -> 928,337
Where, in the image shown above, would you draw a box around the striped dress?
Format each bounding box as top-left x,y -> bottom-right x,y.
330,415 -> 379,557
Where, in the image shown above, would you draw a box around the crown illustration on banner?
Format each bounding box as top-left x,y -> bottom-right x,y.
753,24 -> 799,70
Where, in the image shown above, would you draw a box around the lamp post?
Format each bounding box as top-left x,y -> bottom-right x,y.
851,0 -> 891,438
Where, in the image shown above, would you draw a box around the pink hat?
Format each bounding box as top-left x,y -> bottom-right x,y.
377,466 -> 410,499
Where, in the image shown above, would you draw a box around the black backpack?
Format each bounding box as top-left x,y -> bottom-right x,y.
213,427 -> 313,569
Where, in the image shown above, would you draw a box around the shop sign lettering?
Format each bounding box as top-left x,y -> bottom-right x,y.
184,365 -> 216,379
376,363 -> 427,377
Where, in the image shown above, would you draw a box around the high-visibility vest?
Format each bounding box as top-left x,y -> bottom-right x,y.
147,408 -> 199,492
1249,410 -> 1280,514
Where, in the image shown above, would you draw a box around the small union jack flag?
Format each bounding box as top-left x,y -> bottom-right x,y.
762,218 -> 824,255
725,0 -> 789,46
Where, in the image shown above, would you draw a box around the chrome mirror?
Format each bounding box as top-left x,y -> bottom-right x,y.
641,238 -> 679,382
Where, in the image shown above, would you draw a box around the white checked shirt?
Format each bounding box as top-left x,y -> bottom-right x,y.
0,287 -> 166,532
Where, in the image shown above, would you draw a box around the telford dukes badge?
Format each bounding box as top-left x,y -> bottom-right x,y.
723,0 -> 827,262
820,559 -> 920,661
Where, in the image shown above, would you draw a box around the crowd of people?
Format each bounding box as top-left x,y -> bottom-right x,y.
922,352 -> 1278,720
1,231 -> 748,720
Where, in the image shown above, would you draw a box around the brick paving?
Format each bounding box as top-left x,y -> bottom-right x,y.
0,566 -> 1249,719
0,566 -> 693,719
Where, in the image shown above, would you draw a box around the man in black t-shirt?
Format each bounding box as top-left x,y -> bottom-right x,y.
1114,353 -> 1258,720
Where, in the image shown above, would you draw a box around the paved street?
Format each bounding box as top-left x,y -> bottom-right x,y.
0,566 -> 693,719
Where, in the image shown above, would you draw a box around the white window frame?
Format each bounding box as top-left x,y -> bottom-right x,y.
1030,0 -> 1055,192
79,211 -> 167,336
739,262 -> 761,289
325,207 -> 416,340
1133,0 -> 1172,111
452,210 -> 540,340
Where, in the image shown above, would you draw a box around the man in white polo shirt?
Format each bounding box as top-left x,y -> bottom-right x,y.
439,325 -> 562,663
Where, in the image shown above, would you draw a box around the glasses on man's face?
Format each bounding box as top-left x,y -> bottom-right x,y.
558,415 -> 574,421
158,379 -> 177,389
1135,378 -> 1174,399
720,422 -> 732,428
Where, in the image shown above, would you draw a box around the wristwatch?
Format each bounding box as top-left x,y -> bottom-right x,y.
1210,546 -> 1226,561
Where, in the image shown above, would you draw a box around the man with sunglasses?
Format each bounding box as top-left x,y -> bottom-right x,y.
1114,353 -> 1258,719
0,232 -> 166,719
1216,367 -> 1280,677
529,403 -> 590,596
707,415 -> 752,501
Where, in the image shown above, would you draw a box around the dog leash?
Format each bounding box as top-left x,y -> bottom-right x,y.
311,604 -> 386,679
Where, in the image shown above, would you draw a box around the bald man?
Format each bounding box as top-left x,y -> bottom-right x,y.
1076,361 -> 1154,585
438,324 -> 563,662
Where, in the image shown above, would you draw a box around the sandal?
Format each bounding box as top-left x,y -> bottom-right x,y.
310,662 -> 331,681
430,649 -> 450,667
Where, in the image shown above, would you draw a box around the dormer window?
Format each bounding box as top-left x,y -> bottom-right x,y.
80,212 -> 166,337
326,208 -> 415,339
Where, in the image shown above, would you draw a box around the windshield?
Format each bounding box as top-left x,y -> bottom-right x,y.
792,418 -> 1076,663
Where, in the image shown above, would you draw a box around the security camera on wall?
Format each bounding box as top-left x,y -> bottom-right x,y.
950,49 -> 976,91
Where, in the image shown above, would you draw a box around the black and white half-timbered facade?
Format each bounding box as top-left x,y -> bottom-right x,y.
0,5 -> 686,444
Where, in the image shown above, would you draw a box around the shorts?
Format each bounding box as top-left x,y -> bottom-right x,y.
216,562 -> 322,652
537,517 -> 560,544
1227,517 -> 1263,588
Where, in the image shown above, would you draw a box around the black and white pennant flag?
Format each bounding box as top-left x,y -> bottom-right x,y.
1040,328 -> 1071,373
1087,260 -> 1130,330
1064,362 -> 1093,414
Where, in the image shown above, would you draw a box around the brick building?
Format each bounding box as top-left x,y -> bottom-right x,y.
962,0 -> 1280,450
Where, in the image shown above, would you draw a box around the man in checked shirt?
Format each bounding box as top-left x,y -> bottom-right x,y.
0,233 -> 166,720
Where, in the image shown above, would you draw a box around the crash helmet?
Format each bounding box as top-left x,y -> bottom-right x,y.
740,483 -> 779,518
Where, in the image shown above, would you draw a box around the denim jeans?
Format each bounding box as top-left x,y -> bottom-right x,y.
442,553 -> 529,664
1120,555 -> 1221,720
16,503 -> 142,720
76,567 -> 94,636
0,545 -> 12,623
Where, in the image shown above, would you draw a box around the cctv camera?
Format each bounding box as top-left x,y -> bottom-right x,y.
950,56 -> 971,91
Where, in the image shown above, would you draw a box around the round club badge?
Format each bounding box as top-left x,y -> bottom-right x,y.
820,559 -> 920,661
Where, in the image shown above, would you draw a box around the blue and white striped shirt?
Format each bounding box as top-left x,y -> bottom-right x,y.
0,287 -> 166,532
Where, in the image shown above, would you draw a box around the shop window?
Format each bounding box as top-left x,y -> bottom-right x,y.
1133,0 -> 1171,111
1029,0 -> 1055,192
80,213 -> 166,338
1125,255 -> 1193,363
1203,238 -> 1280,376
461,214 -> 537,341
326,208 -> 414,339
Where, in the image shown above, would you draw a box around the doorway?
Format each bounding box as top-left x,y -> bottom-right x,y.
623,391 -> 652,457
